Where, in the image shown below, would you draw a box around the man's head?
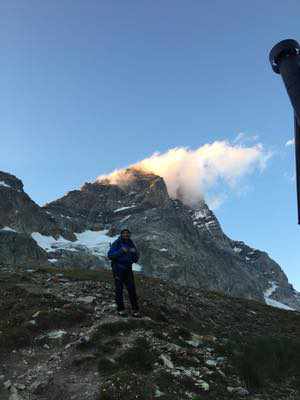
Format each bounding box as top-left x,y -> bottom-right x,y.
120,228 -> 131,242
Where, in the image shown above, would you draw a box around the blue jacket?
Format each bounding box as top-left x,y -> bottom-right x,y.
107,237 -> 139,269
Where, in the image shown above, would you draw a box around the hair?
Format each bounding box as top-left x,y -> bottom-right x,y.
120,228 -> 131,234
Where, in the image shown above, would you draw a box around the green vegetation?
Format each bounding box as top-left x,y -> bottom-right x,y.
37,266 -> 112,282
97,356 -> 119,374
223,335 -> 300,389
95,338 -> 122,355
91,319 -> 159,344
34,307 -> 86,330
98,370 -> 155,400
168,325 -> 192,345
169,352 -> 200,369
117,336 -> 157,373
97,335 -> 161,399
0,283 -> 86,351
0,326 -> 33,349
154,370 -> 175,390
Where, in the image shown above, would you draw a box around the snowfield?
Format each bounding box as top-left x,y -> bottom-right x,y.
31,230 -> 142,271
264,281 -> 295,311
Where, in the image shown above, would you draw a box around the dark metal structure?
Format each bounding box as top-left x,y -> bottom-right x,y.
269,39 -> 300,224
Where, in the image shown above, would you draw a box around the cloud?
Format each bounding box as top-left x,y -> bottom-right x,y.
206,193 -> 228,210
233,132 -> 259,144
98,139 -> 272,208
285,138 -> 295,147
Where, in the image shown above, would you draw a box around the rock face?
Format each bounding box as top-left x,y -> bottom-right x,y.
0,230 -> 48,267
0,168 -> 299,311
0,171 -> 66,238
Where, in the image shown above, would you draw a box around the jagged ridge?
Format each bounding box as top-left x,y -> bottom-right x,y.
0,169 -> 299,311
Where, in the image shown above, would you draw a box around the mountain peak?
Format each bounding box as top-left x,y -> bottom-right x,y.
96,166 -> 164,190
1,169 -> 300,312
81,166 -> 170,208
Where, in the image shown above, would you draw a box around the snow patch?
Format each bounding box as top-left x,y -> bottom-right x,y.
114,205 -> 136,213
0,181 -> 11,188
120,215 -> 131,223
0,226 -> 16,232
205,220 -> 215,230
74,230 -> 118,255
31,230 -> 117,254
193,210 -> 205,219
233,247 -> 242,253
159,248 -> 168,252
31,230 -> 144,271
31,232 -> 70,252
264,281 -> 278,298
264,282 -> 295,311
132,263 -> 143,272
47,330 -> 67,339
265,297 -> 295,311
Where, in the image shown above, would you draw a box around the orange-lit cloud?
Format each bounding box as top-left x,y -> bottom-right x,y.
97,140 -> 272,208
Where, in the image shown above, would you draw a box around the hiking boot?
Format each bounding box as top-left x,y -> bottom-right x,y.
117,310 -> 128,317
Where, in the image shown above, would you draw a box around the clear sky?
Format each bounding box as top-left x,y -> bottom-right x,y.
1,1 -> 299,290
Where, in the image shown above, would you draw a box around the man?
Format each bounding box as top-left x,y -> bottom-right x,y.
107,228 -> 141,317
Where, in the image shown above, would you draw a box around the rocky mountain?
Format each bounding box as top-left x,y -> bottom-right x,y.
0,266 -> 300,400
0,168 -> 299,311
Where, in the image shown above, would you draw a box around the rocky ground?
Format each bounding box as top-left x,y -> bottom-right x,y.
0,266 -> 300,400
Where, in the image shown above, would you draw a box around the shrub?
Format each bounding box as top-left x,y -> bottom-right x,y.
229,335 -> 300,389
91,319 -> 156,343
97,356 -> 118,374
117,337 -> 157,373
0,326 -> 33,350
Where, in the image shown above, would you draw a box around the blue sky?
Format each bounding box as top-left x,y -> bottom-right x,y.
1,1 -> 300,289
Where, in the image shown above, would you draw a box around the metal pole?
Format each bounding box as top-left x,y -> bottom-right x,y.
269,39 -> 300,224
294,116 -> 300,224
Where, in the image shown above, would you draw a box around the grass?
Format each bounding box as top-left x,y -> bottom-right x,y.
34,307 -> 86,330
154,370 -> 175,390
36,266 -> 112,282
98,337 -> 158,375
142,305 -> 169,323
0,326 -> 33,349
97,356 -> 119,374
98,370 -> 156,400
0,306 -> 87,351
95,338 -> 122,355
0,282 -> 86,351
168,325 -> 192,346
223,335 -> 300,390
90,319 -> 159,344
117,336 -> 157,373
97,334 -> 163,399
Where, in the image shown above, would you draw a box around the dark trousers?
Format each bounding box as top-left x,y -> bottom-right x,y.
112,265 -> 139,311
